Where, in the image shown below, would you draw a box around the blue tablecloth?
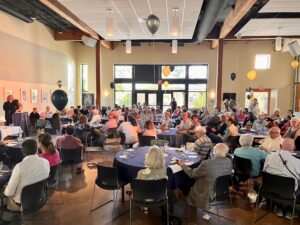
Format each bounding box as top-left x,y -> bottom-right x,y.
12,112 -> 29,137
113,146 -> 201,189
157,128 -> 184,147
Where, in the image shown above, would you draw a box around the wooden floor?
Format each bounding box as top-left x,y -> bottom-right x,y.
12,147 -> 300,225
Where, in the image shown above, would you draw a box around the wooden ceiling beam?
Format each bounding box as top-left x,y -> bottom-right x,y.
54,30 -> 84,41
220,0 -> 256,39
100,40 -> 114,50
211,39 -> 219,49
40,0 -> 99,40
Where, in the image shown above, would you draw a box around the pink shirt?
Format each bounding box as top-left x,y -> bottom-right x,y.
238,113 -> 246,122
103,119 -> 118,131
38,150 -> 60,167
56,135 -> 83,150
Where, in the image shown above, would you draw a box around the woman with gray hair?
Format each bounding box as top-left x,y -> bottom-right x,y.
178,143 -> 232,213
234,134 -> 269,177
283,117 -> 300,140
193,126 -> 212,159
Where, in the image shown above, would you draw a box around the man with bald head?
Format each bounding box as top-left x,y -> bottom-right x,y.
263,138 -> 300,218
259,126 -> 283,152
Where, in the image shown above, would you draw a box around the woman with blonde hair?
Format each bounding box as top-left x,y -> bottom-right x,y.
137,146 -> 167,180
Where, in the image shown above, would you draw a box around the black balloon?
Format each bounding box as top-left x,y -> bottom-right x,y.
51,89 -> 68,111
170,65 -> 175,72
110,82 -> 115,89
247,94 -> 251,100
230,72 -> 236,81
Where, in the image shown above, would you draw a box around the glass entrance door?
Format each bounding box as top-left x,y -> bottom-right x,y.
136,92 -> 157,107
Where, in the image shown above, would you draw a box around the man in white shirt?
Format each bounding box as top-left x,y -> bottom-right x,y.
4,139 -> 50,212
263,138 -> 300,218
260,126 -> 283,152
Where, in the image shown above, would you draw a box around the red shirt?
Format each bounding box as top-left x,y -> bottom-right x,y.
38,150 -> 60,167
55,135 -> 83,150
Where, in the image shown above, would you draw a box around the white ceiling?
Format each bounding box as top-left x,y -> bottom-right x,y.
260,0 -> 300,13
236,0 -> 300,37
58,0 -> 203,41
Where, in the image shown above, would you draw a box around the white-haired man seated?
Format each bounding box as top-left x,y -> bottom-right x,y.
260,126 -> 283,152
178,143 -> 232,221
234,134 -> 269,177
193,126 -> 212,159
263,138 -> 300,219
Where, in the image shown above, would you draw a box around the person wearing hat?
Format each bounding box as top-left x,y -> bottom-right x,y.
4,139 -> 50,212
283,117 -> 300,140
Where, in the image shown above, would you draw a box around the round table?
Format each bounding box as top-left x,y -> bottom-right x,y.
0,165 -> 11,188
157,128 -> 184,147
113,146 -> 201,189
0,135 -> 59,168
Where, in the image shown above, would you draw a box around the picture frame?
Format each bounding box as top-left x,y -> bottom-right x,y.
20,89 -> 28,103
41,90 -> 48,103
31,89 -> 38,104
3,88 -> 13,101
82,93 -> 94,106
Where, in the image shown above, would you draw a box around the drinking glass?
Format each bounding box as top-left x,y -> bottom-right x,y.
0,161 -> 3,170
181,144 -> 185,152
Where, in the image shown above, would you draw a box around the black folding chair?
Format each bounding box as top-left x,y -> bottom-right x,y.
226,136 -> 240,153
60,148 -> 84,184
233,155 -> 259,191
254,171 -> 298,225
139,136 -> 155,147
209,174 -> 235,225
48,164 -> 63,205
90,164 -> 126,219
130,179 -> 168,225
20,179 -> 54,224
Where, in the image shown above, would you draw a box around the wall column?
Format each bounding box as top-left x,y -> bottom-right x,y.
96,40 -> 101,106
216,39 -> 223,110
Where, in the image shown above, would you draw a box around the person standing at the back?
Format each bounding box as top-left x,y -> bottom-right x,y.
171,98 -> 177,113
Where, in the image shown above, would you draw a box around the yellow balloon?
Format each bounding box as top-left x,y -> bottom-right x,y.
163,81 -> 169,88
247,70 -> 256,81
162,66 -> 171,77
291,60 -> 299,69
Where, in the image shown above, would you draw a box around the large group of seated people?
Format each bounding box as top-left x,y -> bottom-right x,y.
1,96 -> 300,221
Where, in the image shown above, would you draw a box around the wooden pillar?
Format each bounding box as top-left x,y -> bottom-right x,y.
216,39 -> 223,110
96,40 -> 101,106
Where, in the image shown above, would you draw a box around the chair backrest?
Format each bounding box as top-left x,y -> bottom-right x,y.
260,171 -> 295,201
131,179 -> 168,204
233,155 -> 252,178
226,136 -> 240,153
21,179 -> 48,213
151,139 -> 169,147
214,174 -> 232,201
107,127 -> 118,138
139,136 -> 155,147
295,136 -> 300,151
36,119 -> 48,128
96,164 -> 119,189
48,164 -> 59,185
60,148 -> 82,164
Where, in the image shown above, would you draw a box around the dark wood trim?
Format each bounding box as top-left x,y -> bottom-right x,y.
54,30 -> 83,41
216,39 -> 224,110
96,40 -> 101,106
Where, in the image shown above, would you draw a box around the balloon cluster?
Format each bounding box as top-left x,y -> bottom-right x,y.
246,87 -> 253,100
162,65 -> 175,78
291,60 -> 299,69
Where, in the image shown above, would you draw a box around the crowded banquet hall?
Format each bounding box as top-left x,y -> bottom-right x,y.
1,0 -> 300,224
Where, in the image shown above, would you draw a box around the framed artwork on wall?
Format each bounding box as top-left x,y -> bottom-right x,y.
82,93 -> 94,106
41,90 -> 48,103
20,89 -> 28,103
3,88 -> 13,101
31,89 -> 38,104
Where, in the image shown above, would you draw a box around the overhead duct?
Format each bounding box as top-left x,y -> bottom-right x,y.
191,0 -> 228,43
0,3 -> 33,23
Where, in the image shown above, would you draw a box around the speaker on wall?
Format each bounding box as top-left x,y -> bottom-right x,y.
288,41 -> 300,57
81,35 -> 97,48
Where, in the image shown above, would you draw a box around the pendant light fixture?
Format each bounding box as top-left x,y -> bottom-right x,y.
275,27 -> 282,52
126,35 -> 132,54
106,8 -> 113,37
172,40 -> 178,54
171,7 -> 179,37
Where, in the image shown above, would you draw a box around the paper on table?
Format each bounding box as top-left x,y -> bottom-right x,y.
127,149 -> 134,152
184,161 -> 194,166
169,164 -> 182,174
6,143 -> 17,147
119,155 -> 128,159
